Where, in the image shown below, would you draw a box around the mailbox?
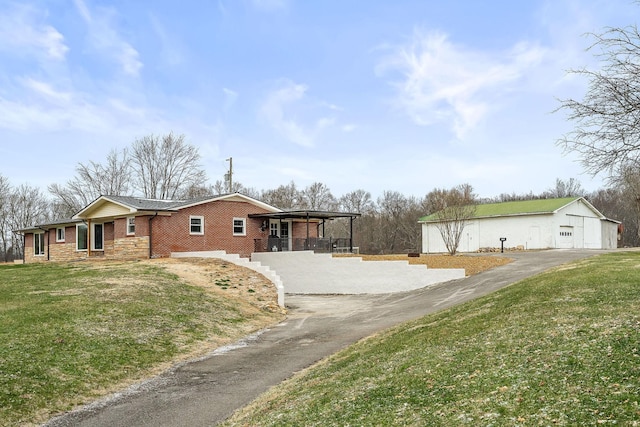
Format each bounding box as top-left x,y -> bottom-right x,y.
499,237 -> 507,253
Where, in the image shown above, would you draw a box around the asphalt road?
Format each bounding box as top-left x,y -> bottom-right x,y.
43,249 -> 607,427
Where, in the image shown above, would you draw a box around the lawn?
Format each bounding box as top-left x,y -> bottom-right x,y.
224,251 -> 640,426
0,260 -> 283,426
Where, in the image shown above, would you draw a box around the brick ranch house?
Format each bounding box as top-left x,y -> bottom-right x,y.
16,193 -> 360,263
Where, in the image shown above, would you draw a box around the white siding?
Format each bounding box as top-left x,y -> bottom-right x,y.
583,217 -> 602,249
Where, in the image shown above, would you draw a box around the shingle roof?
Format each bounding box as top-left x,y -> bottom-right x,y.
419,197 -> 581,222
104,195 -> 200,211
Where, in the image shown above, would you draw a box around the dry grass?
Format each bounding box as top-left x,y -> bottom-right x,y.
337,253 -> 513,276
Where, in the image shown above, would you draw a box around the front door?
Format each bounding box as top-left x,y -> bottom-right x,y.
269,221 -> 290,251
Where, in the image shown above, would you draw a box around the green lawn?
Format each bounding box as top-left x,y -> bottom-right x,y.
0,261 -> 273,426
225,251 -> 640,426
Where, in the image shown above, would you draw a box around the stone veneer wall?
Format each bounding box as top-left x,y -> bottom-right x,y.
112,236 -> 149,260
25,236 -> 149,263
51,242 -> 89,262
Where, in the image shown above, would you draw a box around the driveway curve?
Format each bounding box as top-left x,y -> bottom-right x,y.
44,249 -> 607,427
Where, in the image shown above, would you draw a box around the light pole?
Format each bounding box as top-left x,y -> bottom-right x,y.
225,157 -> 233,193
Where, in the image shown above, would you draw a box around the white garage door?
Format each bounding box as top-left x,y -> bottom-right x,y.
558,226 -> 574,249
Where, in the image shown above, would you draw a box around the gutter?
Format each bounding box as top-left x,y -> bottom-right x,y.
148,212 -> 158,258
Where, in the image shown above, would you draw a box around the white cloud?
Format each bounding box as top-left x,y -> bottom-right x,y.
223,87 -> 238,111
22,78 -> 72,104
259,81 -> 314,147
258,80 -> 347,147
73,0 -> 143,77
378,30 -> 546,140
0,5 -> 69,61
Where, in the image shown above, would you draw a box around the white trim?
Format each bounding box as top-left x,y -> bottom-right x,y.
92,223 -> 104,251
190,215 -> 204,235
178,193 -> 282,213
233,217 -> 246,236
56,227 -> 65,242
76,224 -> 88,251
34,232 -> 45,256
126,216 -> 136,235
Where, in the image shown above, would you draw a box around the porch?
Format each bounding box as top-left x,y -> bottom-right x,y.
253,237 -> 359,254
249,209 -> 361,254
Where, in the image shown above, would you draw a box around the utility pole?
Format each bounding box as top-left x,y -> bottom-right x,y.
225,157 -> 233,193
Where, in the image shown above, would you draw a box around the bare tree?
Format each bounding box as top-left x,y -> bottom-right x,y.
339,189 -> 375,214
8,184 -> 51,259
556,24 -> 640,176
130,133 -> 207,199
49,148 -> 131,217
0,174 -> 12,261
544,178 -> 585,198
375,191 -> 422,253
260,181 -> 301,209
300,182 -> 337,210
425,184 -> 476,255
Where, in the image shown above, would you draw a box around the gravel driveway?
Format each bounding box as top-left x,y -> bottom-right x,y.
44,249 -> 607,427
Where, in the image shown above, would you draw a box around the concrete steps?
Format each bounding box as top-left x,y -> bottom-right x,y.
251,251 -> 465,294
170,251 -> 284,307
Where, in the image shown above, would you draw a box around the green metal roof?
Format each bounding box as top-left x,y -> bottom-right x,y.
419,197 -> 580,222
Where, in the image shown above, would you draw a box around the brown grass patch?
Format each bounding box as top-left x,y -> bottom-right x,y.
336,253 -> 512,276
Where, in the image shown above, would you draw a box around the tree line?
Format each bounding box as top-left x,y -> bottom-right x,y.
6,8 -> 640,260
1,130 -> 638,262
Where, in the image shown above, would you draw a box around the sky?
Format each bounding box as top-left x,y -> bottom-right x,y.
0,0 -> 637,201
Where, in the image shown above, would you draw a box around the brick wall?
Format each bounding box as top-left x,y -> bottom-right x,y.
152,200 -> 273,258
22,200 -> 321,263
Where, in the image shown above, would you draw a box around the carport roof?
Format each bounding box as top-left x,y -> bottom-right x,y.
249,210 -> 361,220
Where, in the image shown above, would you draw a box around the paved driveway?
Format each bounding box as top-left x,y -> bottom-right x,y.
44,249 -> 607,427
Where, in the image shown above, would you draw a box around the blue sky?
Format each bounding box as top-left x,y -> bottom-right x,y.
0,0 -> 636,200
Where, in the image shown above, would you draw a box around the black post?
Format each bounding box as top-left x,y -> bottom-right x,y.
499,237 -> 507,253
305,212 -> 310,250
349,216 -> 354,253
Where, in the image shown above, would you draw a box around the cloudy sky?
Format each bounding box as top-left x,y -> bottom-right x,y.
0,0 -> 636,200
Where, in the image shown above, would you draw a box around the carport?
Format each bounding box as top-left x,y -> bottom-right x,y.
249,210 -> 361,253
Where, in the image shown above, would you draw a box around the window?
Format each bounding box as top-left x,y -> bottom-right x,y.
56,227 -> 65,242
77,224 -> 88,251
190,216 -> 204,235
233,218 -> 246,236
34,233 -> 45,256
127,217 -> 135,235
92,223 -> 104,251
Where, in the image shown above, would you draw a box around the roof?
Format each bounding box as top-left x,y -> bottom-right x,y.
419,197 -> 586,222
14,218 -> 82,233
15,193 -> 282,233
73,193 -> 281,219
249,210 -> 361,221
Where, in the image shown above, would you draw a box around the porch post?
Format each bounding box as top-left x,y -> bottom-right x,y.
349,216 -> 354,253
305,212 -> 310,250
87,219 -> 91,258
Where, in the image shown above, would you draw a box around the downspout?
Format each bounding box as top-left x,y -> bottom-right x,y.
22,233 -> 25,263
148,212 -> 158,259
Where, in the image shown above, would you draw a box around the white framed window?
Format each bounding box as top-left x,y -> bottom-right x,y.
233,218 -> 246,236
34,232 -> 45,256
92,223 -> 104,251
190,216 -> 204,235
127,217 -> 136,235
56,227 -> 65,242
77,224 -> 88,251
